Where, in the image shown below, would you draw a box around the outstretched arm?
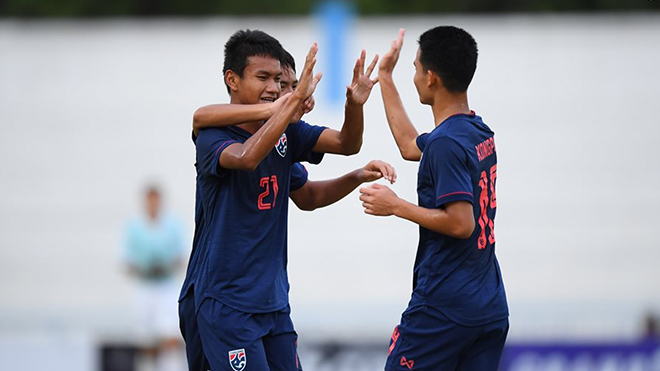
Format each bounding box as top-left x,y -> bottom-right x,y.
291,160 -> 396,211
312,50 -> 379,155
219,44 -> 322,171
192,102 -> 281,136
359,184 -> 475,238
378,29 -> 422,161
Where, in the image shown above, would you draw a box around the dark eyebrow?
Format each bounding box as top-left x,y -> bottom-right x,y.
256,70 -> 281,76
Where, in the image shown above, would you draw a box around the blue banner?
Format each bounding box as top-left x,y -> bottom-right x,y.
500,341 -> 660,371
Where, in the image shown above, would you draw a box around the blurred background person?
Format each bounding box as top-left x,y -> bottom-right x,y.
124,185 -> 186,371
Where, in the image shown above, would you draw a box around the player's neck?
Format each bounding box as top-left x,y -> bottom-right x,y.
431,91 -> 471,127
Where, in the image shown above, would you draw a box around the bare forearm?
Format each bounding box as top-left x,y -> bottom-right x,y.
393,199 -> 475,238
379,75 -> 420,161
338,102 -> 365,155
220,98 -> 301,170
193,103 -> 273,131
305,169 -> 363,210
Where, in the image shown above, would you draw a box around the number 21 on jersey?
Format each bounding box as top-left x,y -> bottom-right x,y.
258,175 -> 279,210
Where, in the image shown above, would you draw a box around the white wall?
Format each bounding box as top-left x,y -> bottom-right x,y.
0,14 -> 659,345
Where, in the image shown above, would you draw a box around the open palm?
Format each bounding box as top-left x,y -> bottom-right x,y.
346,50 -> 379,106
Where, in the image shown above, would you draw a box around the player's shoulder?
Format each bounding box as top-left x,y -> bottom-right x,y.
424,125 -> 464,151
196,126 -> 244,145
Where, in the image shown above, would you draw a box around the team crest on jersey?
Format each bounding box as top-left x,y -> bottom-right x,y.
228,348 -> 247,371
275,133 -> 287,157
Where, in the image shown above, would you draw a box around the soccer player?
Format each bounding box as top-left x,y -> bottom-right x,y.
190,48 -> 395,208
178,29 -> 378,371
359,27 -> 509,370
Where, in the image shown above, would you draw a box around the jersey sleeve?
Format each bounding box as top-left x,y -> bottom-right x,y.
416,132 -> 430,152
195,128 -> 240,177
287,120 -> 327,164
289,163 -> 309,191
426,136 -> 474,208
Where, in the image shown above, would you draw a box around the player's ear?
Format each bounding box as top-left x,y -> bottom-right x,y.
427,69 -> 439,89
225,70 -> 240,93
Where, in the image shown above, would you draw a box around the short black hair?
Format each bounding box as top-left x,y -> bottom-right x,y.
223,29 -> 286,90
418,26 -> 478,93
282,50 -> 296,73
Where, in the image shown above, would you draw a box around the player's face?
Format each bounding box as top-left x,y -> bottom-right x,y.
235,55 -> 282,104
280,66 -> 298,96
413,48 -> 433,105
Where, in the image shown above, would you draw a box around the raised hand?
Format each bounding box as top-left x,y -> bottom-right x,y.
359,183 -> 400,216
346,50 -> 379,106
269,92 -> 291,117
302,96 -> 315,114
378,28 -> 405,77
357,160 -> 397,184
294,43 -> 323,101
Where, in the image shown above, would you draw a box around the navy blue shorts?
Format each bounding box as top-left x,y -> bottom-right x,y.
385,305 -> 509,371
179,289 -> 302,371
179,289 -> 211,371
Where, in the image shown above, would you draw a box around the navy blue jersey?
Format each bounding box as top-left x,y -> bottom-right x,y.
179,132 -> 209,302
410,112 -> 508,326
186,121 -> 325,313
290,163 -> 308,191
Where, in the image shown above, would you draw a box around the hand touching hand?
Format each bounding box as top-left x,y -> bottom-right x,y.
359,183 -> 400,216
357,160 -> 397,184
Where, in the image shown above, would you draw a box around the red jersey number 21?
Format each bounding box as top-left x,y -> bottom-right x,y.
477,164 -> 497,249
258,175 -> 279,210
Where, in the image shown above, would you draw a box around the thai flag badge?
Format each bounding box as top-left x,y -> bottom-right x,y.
228,348 -> 247,371
275,133 -> 287,157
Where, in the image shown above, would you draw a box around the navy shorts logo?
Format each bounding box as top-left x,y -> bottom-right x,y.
275,133 -> 287,157
228,348 -> 246,371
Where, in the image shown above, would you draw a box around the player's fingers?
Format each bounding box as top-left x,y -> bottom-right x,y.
299,54 -> 317,87
359,49 -> 366,74
378,165 -> 392,183
365,54 -> 379,77
364,170 -> 382,181
380,162 -> 396,183
310,72 -> 323,90
359,186 -> 373,195
305,43 -> 318,64
352,56 -> 360,82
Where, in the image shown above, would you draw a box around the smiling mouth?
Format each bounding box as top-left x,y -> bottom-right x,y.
260,97 -> 276,103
